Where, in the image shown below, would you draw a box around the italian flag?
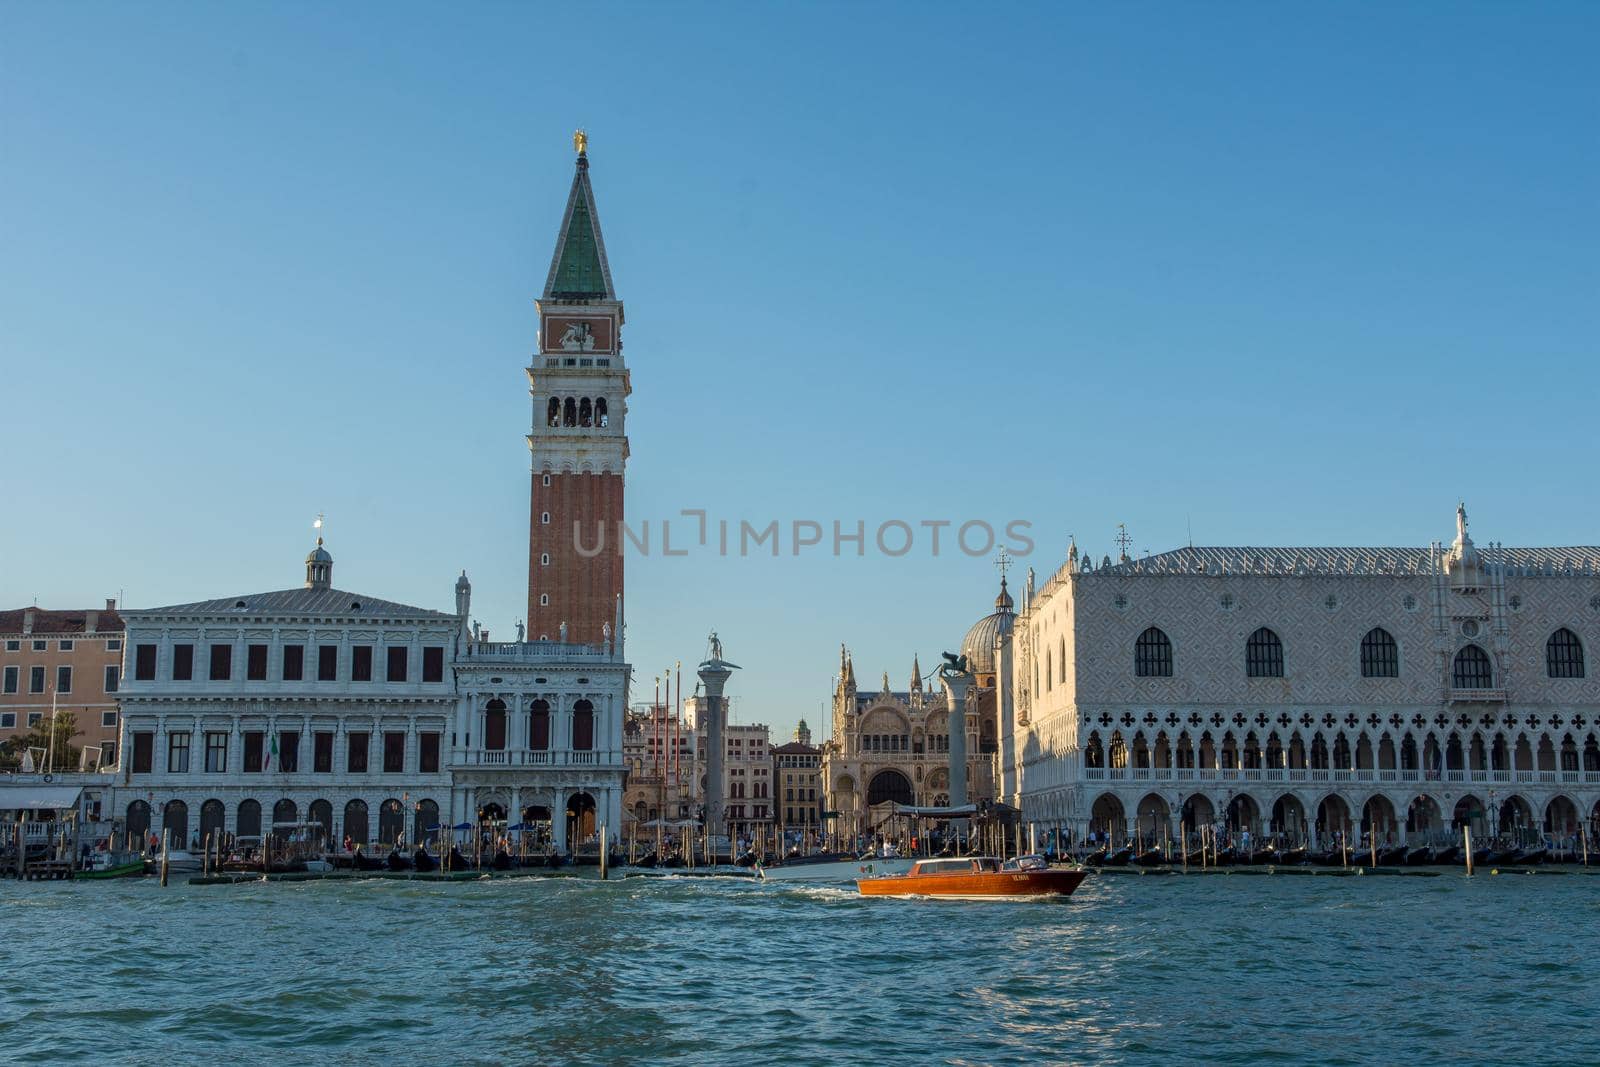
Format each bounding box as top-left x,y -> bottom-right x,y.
265,734 -> 278,771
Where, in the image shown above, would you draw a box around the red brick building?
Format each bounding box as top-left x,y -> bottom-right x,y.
526,134 -> 630,645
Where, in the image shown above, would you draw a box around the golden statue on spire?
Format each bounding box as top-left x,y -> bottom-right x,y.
573,128 -> 588,155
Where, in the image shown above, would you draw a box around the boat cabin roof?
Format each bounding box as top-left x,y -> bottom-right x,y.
910,857 -> 1001,875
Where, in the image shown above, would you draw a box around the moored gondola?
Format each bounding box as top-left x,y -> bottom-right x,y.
1507,847 -> 1547,866
1276,845 -> 1308,865
1404,846 -> 1432,866
1377,846 -> 1407,866
1103,845 -> 1135,867
1083,847 -> 1109,867
1133,847 -> 1165,867
1431,845 -> 1462,865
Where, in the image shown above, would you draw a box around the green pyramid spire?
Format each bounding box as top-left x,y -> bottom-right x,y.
544,147 -> 615,302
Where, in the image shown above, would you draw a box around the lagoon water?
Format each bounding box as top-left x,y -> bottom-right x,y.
2,871 -> 1597,1065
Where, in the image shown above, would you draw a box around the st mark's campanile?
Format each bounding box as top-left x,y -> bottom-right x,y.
526,132 -> 630,644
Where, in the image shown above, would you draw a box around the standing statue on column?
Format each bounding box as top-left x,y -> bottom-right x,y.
516,620 -> 525,643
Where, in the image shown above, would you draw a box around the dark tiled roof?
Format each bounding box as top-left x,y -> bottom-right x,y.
130,587 -> 452,619
0,608 -> 125,635
771,742 -> 820,755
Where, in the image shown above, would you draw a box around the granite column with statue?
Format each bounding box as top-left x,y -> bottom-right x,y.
697,635 -> 739,856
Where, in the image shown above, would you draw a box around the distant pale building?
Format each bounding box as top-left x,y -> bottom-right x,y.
773,720 -> 822,838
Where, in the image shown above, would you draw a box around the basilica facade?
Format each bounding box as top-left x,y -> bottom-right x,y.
822,583 -> 1013,843
1009,507 -> 1600,848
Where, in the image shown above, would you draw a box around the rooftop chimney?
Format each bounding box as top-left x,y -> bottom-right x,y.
106,598 -> 117,611
22,608 -> 35,635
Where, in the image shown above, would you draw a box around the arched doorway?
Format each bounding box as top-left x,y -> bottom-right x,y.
237,799 -> 262,839
1135,793 -> 1170,840
1361,795 -> 1398,844
524,806 -> 556,844
378,799 -> 406,846
1315,795 -> 1351,842
1498,794 -> 1535,842
1181,794 -> 1215,830
309,799 -> 334,842
198,799 -> 226,843
162,800 -> 188,846
1407,796 -> 1443,838
273,798 -> 297,844
1090,793 -> 1125,841
479,801 -> 507,827
1451,795 -> 1486,835
1271,794 -> 1307,839
866,769 -> 914,807
1226,794 -> 1260,834
126,800 -> 151,841
566,792 -> 596,845
414,799 -> 439,845
1544,795 -> 1579,841
344,799 -> 369,845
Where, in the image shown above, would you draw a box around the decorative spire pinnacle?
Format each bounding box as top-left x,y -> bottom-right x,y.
543,134 -> 614,302
910,654 -> 922,692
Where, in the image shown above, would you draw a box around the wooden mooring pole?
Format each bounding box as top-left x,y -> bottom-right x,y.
599,822 -> 608,880
160,829 -> 171,887
1464,826 -> 1474,876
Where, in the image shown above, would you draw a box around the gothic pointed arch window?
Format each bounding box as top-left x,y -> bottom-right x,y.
1058,638 -> 1066,683
1453,644 -> 1494,689
1547,628 -> 1585,678
1134,627 -> 1173,677
1360,627 -> 1399,678
1245,627 -> 1283,678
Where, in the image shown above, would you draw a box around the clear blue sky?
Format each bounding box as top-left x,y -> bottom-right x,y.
4,5 -> 1597,740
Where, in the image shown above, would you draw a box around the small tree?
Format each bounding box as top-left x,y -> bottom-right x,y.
0,710 -> 82,772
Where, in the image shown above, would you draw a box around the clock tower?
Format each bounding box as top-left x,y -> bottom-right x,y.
526,133 -> 630,644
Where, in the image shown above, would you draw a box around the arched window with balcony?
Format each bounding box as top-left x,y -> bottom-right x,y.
484,699 -> 508,751
1547,628 -> 1585,678
1360,627 -> 1399,678
1246,627 -> 1283,678
1134,627 -> 1173,677
579,397 -> 593,426
596,398 -> 608,426
1453,644 -> 1494,688
563,397 -> 577,427
572,699 -> 595,751
530,699 -> 551,750
547,397 -> 561,427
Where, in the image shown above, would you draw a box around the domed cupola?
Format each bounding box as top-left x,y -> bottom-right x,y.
305,537 -> 334,590
959,577 -> 1016,675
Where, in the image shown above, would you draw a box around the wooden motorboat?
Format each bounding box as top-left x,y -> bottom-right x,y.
857,855 -> 1087,899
